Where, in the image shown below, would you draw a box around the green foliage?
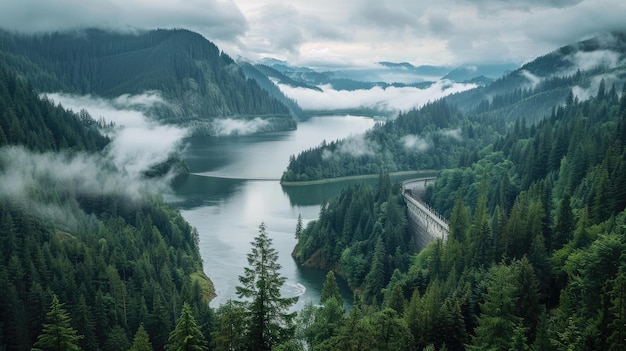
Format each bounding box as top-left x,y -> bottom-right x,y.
0,28 -> 294,126
212,300 -> 247,351
320,271 -> 341,304
129,324 -> 154,351
236,223 -> 298,350
0,60 -> 211,350
0,66 -> 110,152
35,294 -> 82,351
282,100 -> 493,182
290,59 -> 626,350
293,169 -> 411,300
165,302 -> 208,351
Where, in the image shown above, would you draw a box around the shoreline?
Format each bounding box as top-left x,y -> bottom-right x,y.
280,170 -> 439,186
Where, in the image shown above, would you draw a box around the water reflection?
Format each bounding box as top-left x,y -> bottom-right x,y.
168,116 -> 377,309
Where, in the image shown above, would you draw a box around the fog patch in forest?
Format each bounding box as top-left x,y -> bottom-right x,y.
566,49 -> 623,74
0,146 -> 169,231
46,92 -> 187,179
400,134 -> 430,153
211,117 -> 270,136
440,128 -> 463,141
322,134 -> 379,160
276,79 -> 476,112
519,69 -> 543,89
571,73 -> 623,102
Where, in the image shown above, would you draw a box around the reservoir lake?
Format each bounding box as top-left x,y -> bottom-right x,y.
166,115 -> 377,309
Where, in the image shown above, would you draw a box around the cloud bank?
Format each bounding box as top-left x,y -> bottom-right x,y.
0,0 -> 247,41
0,145 -> 167,232
2,0 -> 624,70
46,92 -> 187,179
277,80 -> 476,112
0,91 -> 189,231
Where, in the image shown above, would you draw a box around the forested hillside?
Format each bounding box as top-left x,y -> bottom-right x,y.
281,99 -> 501,182
289,74 -> 626,350
281,32 -> 626,182
0,65 -> 214,350
0,28 -> 296,132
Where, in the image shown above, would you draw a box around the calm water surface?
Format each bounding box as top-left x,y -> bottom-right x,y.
166,116 -> 376,308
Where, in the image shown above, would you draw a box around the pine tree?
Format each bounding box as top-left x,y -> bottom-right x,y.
468,264 -> 521,351
552,192 -> 574,251
129,324 -> 154,351
236,223 -> 297,351
34,294 -> 82,351
213,300 -> 247,351
105,325 -> 131,351
320,271 -> 341,304
364,236 -> 387,304
165,302 -> 207,351
294,214 -> 303,241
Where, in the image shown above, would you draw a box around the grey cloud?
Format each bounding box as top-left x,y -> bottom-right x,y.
353,1 -> 419,31
440,128 -> 463,141
427,12 -> 455,37
520,69 -> 543,89
523,0 -> 626,49
0,0 -> 248,41
572,73 -> 623,101
567,50 -> 623,72
255,3 -> 304,54
446,35 -> 514,65
466,0 -> 584,14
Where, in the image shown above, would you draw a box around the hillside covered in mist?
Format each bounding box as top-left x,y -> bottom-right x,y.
282,32 -> 626,182
288,35 -> 626,351
0,28 -> 297,134
0,55 -> 214,349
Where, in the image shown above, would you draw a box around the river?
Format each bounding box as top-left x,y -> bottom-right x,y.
165,115 -> 377,309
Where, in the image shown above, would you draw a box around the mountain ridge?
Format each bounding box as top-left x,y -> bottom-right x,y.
0,28 -> 297,133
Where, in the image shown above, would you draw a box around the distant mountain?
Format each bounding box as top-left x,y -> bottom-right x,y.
379,61 -> 451,77
445,31 -> 626,122
0,28 -> 296,132
281,31 -> 626,182
442,63 -> 518,83
239,63 -> 307,120
251,59 -> 439,96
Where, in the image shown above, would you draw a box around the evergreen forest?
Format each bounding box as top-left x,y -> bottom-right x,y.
1,27 -> 626,351
289,76 -> 626,350
0,28 -> 297,132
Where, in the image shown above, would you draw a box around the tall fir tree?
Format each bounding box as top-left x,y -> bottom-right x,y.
236,223 -> 297,351
320,271 -> 341,304
34,294 -> 82,351
129,324 -> 154,351
165,302 -> 207,351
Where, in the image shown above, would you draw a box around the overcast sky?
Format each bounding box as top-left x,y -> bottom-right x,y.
1,0 -> 625,68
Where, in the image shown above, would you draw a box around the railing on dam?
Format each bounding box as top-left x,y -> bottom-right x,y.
401,178 -> 449,250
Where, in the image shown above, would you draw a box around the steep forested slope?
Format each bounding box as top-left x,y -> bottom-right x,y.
291,72 -> 626,351
0,28 -> 296,131
0,65 -> 214,350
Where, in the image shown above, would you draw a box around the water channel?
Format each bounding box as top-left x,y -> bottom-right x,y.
165,115 -> 377,309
